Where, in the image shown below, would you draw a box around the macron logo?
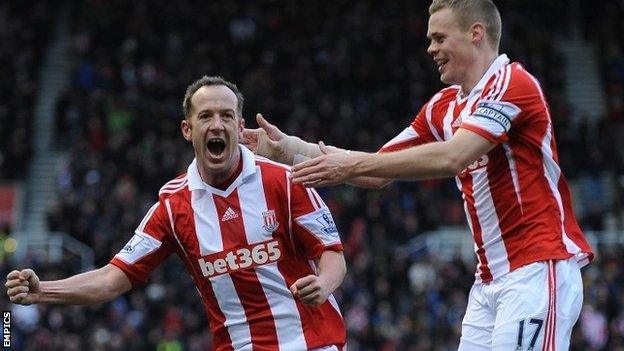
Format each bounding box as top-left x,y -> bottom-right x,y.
221,207 -> 239,221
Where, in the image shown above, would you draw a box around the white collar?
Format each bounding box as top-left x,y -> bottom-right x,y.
187,145 -> 257,196
457,53 -> 510,101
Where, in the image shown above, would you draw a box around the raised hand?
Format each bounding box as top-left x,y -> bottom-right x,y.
240,113 -> 286,157
5,269 -> 41,305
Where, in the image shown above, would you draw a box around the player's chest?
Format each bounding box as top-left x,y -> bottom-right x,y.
433,96 -> 480,141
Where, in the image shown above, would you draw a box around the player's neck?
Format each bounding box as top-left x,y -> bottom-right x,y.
460,51 -> 499,97
199,149 -> 243,188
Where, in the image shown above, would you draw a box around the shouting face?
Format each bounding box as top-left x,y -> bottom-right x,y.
181,85 -> 244,185
427,8 -> 477,87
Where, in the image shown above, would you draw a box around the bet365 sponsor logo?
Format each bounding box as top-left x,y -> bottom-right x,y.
198,240 -> 282,278
460,155 -> 489,175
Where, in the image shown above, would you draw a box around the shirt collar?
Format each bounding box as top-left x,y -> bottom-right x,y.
187,145 -> 257,195
458,53 -> 510,100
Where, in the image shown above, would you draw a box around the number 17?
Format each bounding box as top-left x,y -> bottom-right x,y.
516,318 -> 543,350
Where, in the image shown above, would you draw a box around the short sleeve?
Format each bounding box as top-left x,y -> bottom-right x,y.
110,201 -> 175,286
379,103 -> 436,153
460,65 -> 539,143
290,183 -> 343,259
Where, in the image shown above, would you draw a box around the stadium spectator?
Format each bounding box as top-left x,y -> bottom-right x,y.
7,76 -> 348,350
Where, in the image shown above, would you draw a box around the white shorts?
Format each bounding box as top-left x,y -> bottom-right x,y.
459,258 -> 583,351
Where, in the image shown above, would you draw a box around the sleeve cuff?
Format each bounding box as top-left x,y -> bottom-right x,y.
306,243 -> 344,260
459,123 -> 507,143
110,257 -> 146,287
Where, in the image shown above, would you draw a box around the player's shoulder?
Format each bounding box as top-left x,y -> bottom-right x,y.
254,156 -> 292,174
488,62 -> 541,98
414,85 -> 459,120
435,85 -> 461,102
158,173 -> 189,198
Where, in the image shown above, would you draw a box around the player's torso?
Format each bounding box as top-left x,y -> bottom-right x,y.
426,72 -> 577,281
165,165 -> 323,350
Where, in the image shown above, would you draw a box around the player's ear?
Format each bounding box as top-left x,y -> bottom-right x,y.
181,118 -> 192,142
470,21 -> 486,46
238,117 -> 245,139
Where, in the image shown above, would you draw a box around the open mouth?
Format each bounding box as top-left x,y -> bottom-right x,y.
207,138 -> 226,156
436,58 -> 449,72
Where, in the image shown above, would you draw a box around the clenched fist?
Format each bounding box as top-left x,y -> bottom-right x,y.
5,269 -> 41,305
290,275 -> 331,306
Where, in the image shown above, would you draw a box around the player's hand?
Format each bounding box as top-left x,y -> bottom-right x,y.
240,113 -> 286,157
5,269 -> 42,305
290,274 -> 331,306
291,142 -> 356,187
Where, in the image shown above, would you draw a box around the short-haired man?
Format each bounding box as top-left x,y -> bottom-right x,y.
242,1 -> 593,349
7,76 -> 347,351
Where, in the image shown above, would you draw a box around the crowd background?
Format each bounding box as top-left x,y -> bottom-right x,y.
1,0 -> 623,350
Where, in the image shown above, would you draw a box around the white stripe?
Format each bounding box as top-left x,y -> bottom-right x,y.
166,177 -> 186,187
442,100 -> 455,140
306,188 -> 321,210
483,71 -> 502,100
470,169 -> 510,278
311,188 -> 326,208
238,168 -> 308,350
489,68 -> 507,100
425,92 -> 444,141
502,143 -> 523,214
160,180 -> 188,194
165,198 -> 205,300
192,190 -> 223,255
382,126 -> 419,149
327,294 -> 343,317
255,156 -> 292,171
493,66 -> 512,101
254,266 -> 307,350
529,72 -> 584,257
137,202 -> 160,232
211,274 -> 253,350
191,192 -> 252,349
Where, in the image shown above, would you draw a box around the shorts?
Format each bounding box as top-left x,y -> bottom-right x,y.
458,258 -> 583,350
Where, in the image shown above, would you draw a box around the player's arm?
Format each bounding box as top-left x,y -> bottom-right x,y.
290,250 -> 346,306
291,129 -> 495,186
241,114 -> 392,188
5,264 -> 131,306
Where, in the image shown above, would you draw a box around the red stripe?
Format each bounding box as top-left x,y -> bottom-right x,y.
542,261 -> 556,351
461,176 -> 493,282
170,191 -> 234,349
213,189 -> 279,347
483,146 -> 524,270
259,162 -> 346,349
551,262 -> 557,350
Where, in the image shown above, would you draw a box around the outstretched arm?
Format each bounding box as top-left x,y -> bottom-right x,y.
241,114 -> 393,188
291,129 -> 496,186
6,264 -> 132,306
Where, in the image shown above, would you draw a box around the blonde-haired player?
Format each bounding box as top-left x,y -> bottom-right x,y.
242,1 -> 593,349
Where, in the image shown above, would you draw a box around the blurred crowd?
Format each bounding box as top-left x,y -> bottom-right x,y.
0,1 -> 55,180
2,0 -> 624,350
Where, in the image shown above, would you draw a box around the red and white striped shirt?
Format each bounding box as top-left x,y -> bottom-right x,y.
381,54 -> 593,283
111,146 -> 346,350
